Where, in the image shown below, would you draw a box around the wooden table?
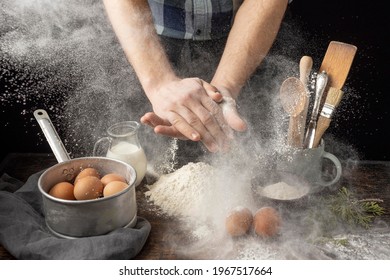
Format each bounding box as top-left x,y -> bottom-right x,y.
1,153 -> 390,260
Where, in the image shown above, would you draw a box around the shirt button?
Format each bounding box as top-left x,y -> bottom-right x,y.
195,29 -> 202,35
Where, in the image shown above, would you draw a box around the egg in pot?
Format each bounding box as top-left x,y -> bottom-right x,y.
103,181 -> 129,197
73,175 -> 104,200
225,206 -> 253,237
101,173 -> 126,187
253,206 -> 281,238
49,181 -> 76,200
74,167 -> 100,184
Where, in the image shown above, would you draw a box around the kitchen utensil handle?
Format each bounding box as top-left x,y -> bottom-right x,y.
313,116 -> 331,148
295,112 -> 306,147
303,71 -> 328,148
312,71 -> 328,119
33,109 -> 71,163
288,116 -> 303,148
297,56 -> 313,147
313,87 -> 344,147
300,56 -> 313,86
303,120 -> 316,148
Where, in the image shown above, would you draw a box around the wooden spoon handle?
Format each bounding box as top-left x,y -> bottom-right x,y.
297,56 -> 313,147
287,115 -> 303,148
300,56 -> 313,86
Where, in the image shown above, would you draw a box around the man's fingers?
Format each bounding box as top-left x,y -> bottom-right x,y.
167,109 -> 221,153
141,112 -> 187,139
202,80 -> 223,102
183,95 -> 230,150
141,112 -> 168,127
141,110 -> 221,152
154,125 -> 187,140
221,97 -> 247,132
199,95 -> 234,142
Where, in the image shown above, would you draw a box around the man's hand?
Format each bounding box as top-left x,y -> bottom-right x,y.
141,81 -> 247,152
143,78 -> 235,152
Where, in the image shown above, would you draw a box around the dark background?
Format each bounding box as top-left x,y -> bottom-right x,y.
286,0 -> 389,161
0,0 -> 389,162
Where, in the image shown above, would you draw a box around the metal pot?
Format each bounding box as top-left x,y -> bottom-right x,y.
34,109 -> 137,238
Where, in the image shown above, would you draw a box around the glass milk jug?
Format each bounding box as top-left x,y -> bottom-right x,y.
93,121 -> 147,186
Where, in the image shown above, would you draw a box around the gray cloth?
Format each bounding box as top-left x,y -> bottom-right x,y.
0,171 -> 151,260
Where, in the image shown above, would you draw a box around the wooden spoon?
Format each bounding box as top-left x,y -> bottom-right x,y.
279,77 -> 307,147
297,56 -> 313,146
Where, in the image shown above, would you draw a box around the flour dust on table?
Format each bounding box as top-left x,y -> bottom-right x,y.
144,161 -> 390,260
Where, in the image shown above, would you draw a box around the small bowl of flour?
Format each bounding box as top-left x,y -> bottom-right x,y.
251,171 -> 311,206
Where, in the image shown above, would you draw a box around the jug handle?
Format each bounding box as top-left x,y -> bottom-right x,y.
93,137 -> 111,157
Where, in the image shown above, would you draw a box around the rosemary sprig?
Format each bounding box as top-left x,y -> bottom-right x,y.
304,187 -> 386,248
326,187 -> 385,229
304,186 -> 386,236
315,236 -> 350,247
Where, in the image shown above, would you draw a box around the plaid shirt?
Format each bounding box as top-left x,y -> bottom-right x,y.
148,0 -> 237,40
148,0 -> 292,40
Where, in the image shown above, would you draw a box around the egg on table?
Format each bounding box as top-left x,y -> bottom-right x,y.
103,181 -> 129,197
49,181 -> 76,200
225,206 -> 253,237
253,206 -> 281,238
73,175 -> 104,200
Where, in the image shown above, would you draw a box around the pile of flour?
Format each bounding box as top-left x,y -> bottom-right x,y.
145,162 -> 218,221
145,161 -> 254,229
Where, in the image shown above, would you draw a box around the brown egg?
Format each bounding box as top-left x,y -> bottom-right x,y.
101,173 -> 126,187
253,206 -> 281,238
49,181 -> 76,200
103,181 -> 128,197
73,176 -> 104,200
225,206 -> 253,237
74,167 -> 100,184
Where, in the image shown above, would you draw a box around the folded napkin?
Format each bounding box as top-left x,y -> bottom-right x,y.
0,171 -> 151,260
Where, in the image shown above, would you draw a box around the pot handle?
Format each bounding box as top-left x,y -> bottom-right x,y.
33,109 -> 71,163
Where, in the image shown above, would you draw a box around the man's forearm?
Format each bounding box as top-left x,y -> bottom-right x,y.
102,0 -> 177,97
212,0 -> 289,98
